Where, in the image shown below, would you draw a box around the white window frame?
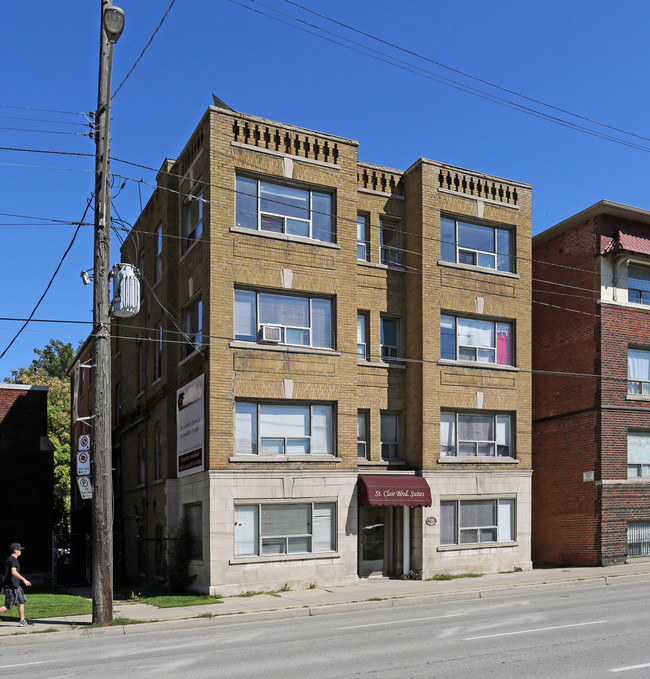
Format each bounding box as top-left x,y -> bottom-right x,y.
380,217 -> 402,266
440,411 -> 512,458
381,412 -> 400,460
357,213 -> 370,261
182,192 -> 203,253
234,502 -> 336,558
441,314 -> 513,366
234,289 -> 333,349
628,348 -> 650,394
357,312 -> 369,360
628,263 -> 650,305
440,498 -> 515,545
357,410 -> 369,459
235,175 -> 334,243
235,402 -> 335,456
440,216 -> 513,272
627,431 -> 650,478
182,297 -> 202,358
380,317 -> 400,363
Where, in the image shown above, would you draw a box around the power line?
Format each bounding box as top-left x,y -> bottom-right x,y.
0,125 -> 92,137
111,0 -> 177,100
0,104 -> 88,116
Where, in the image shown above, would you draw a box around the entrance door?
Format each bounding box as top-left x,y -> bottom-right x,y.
359,505 -> 386,576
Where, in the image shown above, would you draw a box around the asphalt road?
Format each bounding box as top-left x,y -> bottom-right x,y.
4,580 -> 650,678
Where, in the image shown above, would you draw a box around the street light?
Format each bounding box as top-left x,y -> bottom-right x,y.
91,0 -> 124,626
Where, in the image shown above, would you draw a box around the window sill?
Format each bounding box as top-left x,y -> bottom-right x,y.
626,394 -> 650,402
437,541 -> 518,552
356,259 -> 406,272
178,349 -> 202,367
357,459 -> 405,467
437,359 -> 519,372
230,551 -> 340,565
357,359 -> 406,369
230,341 -> 341,357
229,455 -> 341,463
437,260 -> 519,279
598,478 -> 650,486
230,225 -> 340,250
437,456 -> 519,464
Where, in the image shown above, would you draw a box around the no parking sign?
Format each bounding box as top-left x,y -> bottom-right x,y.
76,451 -> 90,476
78,434 -> 90,451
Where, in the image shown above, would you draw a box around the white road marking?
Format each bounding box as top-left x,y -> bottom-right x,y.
0,662 -> 48,669
463,619 -> 608,640
611,661 -> 650,673
338,613 -> 467,630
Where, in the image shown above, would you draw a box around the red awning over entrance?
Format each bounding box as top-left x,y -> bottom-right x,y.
358,475 -> 432,507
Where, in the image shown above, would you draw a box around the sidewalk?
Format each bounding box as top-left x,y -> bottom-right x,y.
3,562 -> 650,638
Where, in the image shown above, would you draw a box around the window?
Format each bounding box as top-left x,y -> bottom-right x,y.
154,422 -> 163,481
441,315 -> 512,366
357,312 -> 369,360
182,297 -> 202,358
184,503 -> 203,560
440,216 -> 513,272
628,264 -> 650,305
234,502 -> 336,557
235,402 -> 334,456
381,317 -> 400,362
380,217 -> 401,266
628,432 -> 650,477
441,411 -> 512,457
138,433 -> 146,486
182,192 -> 203,253
154,224 -> 163,282
234,289 -> 332,349
357,410 -> 369,459
628,522 -> 650,557
357,214 -> 370,261
154,324 -> 163,381
138,341 -> 145,393
236,175 -> 334,243
381,413 -> 400,460
440,499 -> 515,545
629,349 -> 650,394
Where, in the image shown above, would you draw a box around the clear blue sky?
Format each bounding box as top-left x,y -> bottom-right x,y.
2,0 -> 649,377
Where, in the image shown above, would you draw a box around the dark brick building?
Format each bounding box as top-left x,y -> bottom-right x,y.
0,384 -> 54,579
533,200 -> 650,566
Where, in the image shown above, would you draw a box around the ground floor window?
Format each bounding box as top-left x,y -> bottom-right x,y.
628,522 -> 650,557
234,502 -> 336,557
440,498 -> 515,545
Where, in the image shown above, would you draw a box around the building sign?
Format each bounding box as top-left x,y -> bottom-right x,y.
76,451 -> 90,476
358,475 -> 432,507
176,374 -> 205,477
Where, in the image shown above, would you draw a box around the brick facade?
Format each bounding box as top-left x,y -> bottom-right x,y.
112,104 -> 532,593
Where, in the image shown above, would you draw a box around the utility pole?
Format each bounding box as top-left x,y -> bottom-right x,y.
92,0 -> 124,626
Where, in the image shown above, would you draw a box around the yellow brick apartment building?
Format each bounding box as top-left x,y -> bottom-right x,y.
114,103 -> 532,594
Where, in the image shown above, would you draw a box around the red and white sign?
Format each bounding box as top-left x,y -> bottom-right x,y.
78,434 -> 91,451
76,451 -> 90,476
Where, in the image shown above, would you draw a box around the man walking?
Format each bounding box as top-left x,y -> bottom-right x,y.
0,543 -> 33,626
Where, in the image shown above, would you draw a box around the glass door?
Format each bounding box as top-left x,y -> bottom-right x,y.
359,506 -> 389,577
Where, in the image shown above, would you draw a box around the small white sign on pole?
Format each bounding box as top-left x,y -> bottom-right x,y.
78,434 -> 91,451
76,451 -> 91,476
77,477 -> 93,500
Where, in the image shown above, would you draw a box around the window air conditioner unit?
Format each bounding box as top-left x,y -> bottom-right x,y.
260,325 -> 282,343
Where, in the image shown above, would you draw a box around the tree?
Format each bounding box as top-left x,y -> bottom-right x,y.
5,339 -> 75,532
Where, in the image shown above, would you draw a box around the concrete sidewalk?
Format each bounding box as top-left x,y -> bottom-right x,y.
3,561 -> 650,638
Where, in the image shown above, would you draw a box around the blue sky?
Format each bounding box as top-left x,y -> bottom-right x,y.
2,0 -> 650,376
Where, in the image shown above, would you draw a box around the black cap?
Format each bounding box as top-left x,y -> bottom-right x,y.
9,543 -> 25,551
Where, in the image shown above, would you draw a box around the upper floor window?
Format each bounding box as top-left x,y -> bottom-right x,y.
182,192 -> 203,253
441,217 -> 513,272
235,289 -> 332,349
440,498 -> 515,545
154,225 -> 163,282
357,312 -> 369,360
381,317 -> 400,363
380,218 -> 401,266
357,410 -> 369,459
441,315 -> 512,366
235,402 -> 334,456
628,348 -> 650,394
628,264 -> 650,305
381,413 -> 400,460
357,214 -> 370,261
236,175 -> 334,243
441,411 -> 512,457
628,432 -> 650,478
182,297 -> 202,358
154,324 -> 163,381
